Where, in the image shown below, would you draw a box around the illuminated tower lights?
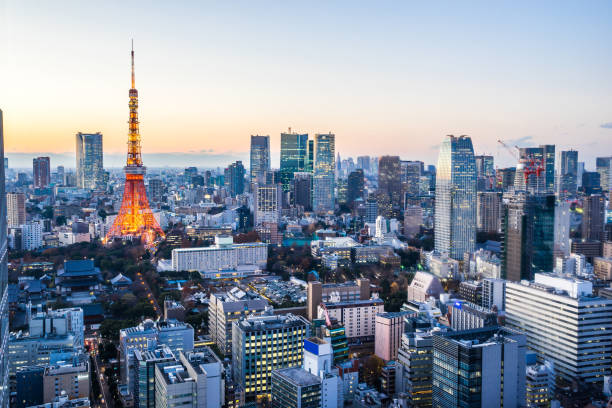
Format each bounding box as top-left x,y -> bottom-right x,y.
105,42 -> 165,245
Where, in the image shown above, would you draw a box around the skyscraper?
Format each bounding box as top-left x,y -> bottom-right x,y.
581,194 -> 605,241
401,160 -> 422,204
596,156 -> 612,194
502,193 -> 555,281
254,183 -> 282,225
32,156 -> 50,188
312,133 -> 335,214
224,161 -> 245,196
292,172 -> 312,212
280,130 -> 308,191
559,150 -> 578,197
434,135 -> 477,259
377,156 -> 402,218
476,191 -> 501,234
475,155 -> 494,190
0,109 -> 9,407
250,135 -> 270,184
346,169 -> 364,206
6,192 -> 26,228
519,145 -> 555,193
75,132 -> 104,190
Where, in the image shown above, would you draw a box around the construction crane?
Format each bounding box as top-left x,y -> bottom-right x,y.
497,139 -> 544,187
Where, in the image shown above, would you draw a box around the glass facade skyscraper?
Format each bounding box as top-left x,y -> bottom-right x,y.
280,131 -> 308,191
434,135 -> 477,259
312,133 -> 335,214
0,110 -> 9,407
76,132 -> 104,190
377,156 -> 402,218
249,135 -> 270,184
559,150 -> 578,197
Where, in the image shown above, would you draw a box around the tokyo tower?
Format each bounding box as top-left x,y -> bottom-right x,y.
105,42 -> 165,245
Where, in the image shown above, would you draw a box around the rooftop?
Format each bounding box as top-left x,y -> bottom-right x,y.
273,367 -> 321,387
237,313 -> 309,333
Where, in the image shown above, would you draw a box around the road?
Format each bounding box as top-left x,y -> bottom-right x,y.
89,336 -> 114,408
135,271 -> 162,318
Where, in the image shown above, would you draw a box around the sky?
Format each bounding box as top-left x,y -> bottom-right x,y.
1,1 -> 611,169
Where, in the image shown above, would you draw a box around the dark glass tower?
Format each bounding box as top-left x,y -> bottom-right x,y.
559,150 -> 578,197
280,131 -> 308,191
249,135 -> 270,183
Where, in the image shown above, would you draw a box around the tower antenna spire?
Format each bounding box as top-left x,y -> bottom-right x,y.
131,39 -> 135,89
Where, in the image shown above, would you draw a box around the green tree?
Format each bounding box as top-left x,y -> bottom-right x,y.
56,215 -> 67,226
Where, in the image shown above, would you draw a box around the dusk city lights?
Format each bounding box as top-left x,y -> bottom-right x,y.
1,2 -> 612,408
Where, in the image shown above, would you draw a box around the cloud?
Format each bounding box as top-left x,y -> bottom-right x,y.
600,122 -> 612,129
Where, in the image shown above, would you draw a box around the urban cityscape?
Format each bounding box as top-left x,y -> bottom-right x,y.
2,2 -> 612,408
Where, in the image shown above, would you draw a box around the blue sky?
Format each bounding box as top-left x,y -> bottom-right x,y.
1,1 -> 611,168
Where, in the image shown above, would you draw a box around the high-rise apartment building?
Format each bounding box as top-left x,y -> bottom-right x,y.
582,194 -> 605,241
313,133 -> 335,214
432,327 -> 526,408
0,110 -> 8,408
434,135 -> 477,259
33,156 -> 51,188
505,273 -> 612,383
75,132 -> 104,190
6,192 -> 26,227
476,191 -> 501,233
280,131 -> 308,191
250,135 -> 271,184
232,313 -> 310,404
559,150 -> 578,197
502,193 -> 555,281
224,161 -> 245,196
377,156 -> 402,218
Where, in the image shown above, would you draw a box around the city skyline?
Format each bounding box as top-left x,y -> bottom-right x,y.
2,2 -> 612,169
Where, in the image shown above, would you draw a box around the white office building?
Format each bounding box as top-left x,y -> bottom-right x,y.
505,273 -> 612,383
171,235 -> 267,279
318,298 -> 384,342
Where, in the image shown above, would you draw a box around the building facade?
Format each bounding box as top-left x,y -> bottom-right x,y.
75,132 -> 104,190
250,135 -> 271,184
33,157 -> 51,189
313,133 -> 335,214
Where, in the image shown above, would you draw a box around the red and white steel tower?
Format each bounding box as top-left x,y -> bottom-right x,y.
105,42 -> 165,245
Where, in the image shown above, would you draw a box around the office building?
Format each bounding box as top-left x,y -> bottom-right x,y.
596,156 -> 612,193
75,132 -> 104,190
29,307 -> 84,348
365,197 -> 377,223
254,183 -> 282,225
134,347 -> 176,408
403,205 -> 422,238
292,172 -> 312,211
432,327 -> 526,408
519,145 -> 555,192
33,156 -> 51,188
148,178 -> 164,202
172,235 -> 267,279
7,192 -> 26,227
224,161 -> 245,196
401,160 -> 423,202
307,279 -> 370,321
302,337 -> 342,408
449,301 -> 497,331
475,155 -> 494,190
271,367 -> 322,408
434,135 -> 477,259
525,359 -> 555,408
396,331 -> 433,408
15,365 -> 44,408
232,314 -> 310,404
505,273 -> 612,383
209,290 -> 268,356
407,271 -> 443,302
312,133 -> 335,214
582,171 -> 602,195
559,150 -> 578,197
375,312 -> 407,361
554,201 -> 571,258
594,257 -> 612,281
119,319 -> 194,393
280,131 -> 308,191
377,156 -> 402,218
476,191 -> 501,233
346,169 -> 364,206
582,194 -> 605,241
482,278 -> 505,311
502,193 -> 555,281
250,135 -> 271,184
318,298 -> 384,342
179,347 -> 224,408
154,363 -> 197,408
43,360 -> 89,403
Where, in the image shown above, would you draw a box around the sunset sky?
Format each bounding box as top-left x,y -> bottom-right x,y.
1,1 -> 611,169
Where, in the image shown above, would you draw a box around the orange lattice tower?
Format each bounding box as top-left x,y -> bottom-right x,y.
105,42 -> 165,245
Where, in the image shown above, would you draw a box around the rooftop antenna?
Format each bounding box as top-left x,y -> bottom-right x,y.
131,39 -> 135,89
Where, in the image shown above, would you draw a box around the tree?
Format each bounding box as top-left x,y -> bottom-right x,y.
98,208 -> 107,221
55,215 -> 67,226
42,206 -> 54,219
